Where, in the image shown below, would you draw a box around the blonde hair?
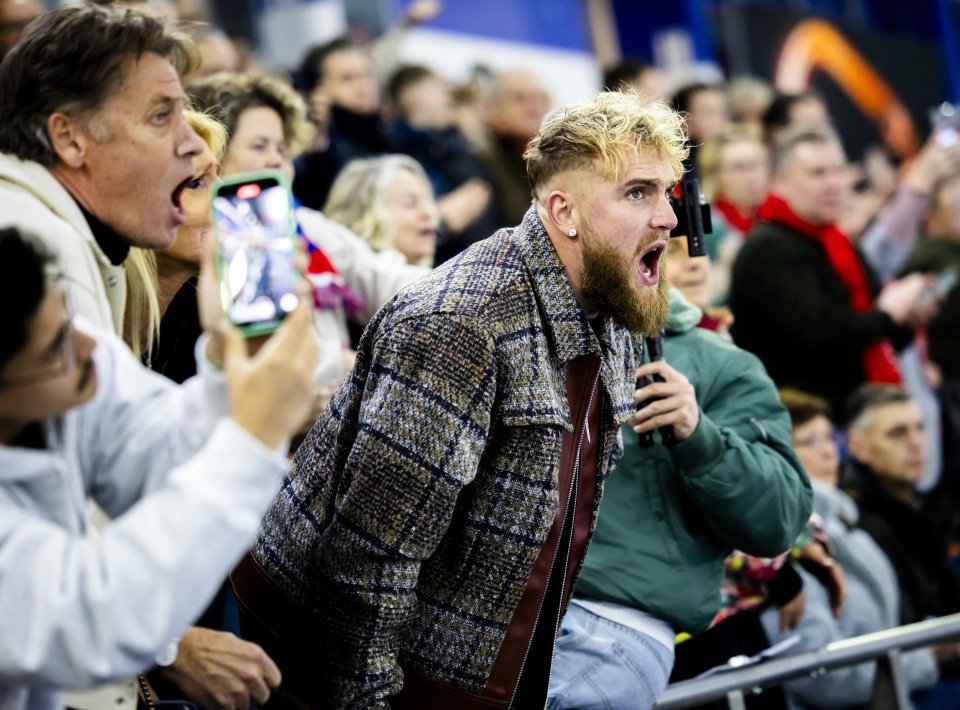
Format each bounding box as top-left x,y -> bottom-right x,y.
697,125 -> 767,201
124,109 -> 226,360
188,71 -> 316,160
524,91 -> 688,198
323,154 -> 436,256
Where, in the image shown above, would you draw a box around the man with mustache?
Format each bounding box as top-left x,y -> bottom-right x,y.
231,92 -> 685,708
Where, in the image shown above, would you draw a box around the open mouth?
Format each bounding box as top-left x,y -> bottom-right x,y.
171,176 -> 191,219
638,240 -> 666,286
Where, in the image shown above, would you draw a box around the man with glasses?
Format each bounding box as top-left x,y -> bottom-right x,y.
0,226 -> 320,710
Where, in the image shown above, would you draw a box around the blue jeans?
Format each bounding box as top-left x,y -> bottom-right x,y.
547,603 -> 675,710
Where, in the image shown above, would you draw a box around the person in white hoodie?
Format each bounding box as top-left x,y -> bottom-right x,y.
0,226 -> 319,710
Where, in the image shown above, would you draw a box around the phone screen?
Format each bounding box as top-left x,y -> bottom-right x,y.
212,175 -> 299,333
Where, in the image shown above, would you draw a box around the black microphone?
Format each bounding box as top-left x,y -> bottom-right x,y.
636,329 -> 678,448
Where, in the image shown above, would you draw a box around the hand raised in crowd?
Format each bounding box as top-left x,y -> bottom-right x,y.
157,627 -> 281,710
877,272 -> 940,328
632,360 -> 700,442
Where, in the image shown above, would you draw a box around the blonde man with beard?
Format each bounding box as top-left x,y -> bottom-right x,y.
232,92 -> 690,708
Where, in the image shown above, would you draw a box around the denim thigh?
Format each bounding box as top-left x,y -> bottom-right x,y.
547,604 -> 674,710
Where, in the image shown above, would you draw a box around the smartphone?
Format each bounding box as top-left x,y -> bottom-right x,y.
211,170 -> 300,336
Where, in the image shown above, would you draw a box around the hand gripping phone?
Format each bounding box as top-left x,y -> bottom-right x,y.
211,170 -> 300,336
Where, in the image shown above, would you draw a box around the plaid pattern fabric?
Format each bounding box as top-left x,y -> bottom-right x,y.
252,207 -> 639,708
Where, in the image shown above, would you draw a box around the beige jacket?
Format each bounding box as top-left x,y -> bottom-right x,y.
0,154 -> 125,334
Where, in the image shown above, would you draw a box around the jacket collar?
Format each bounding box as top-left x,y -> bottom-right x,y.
514,205 -> 607,364
0,153 -> 115,269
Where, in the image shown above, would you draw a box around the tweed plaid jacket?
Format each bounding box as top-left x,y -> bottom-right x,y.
251,207 -> 640,707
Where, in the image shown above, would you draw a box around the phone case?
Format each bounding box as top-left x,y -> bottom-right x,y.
211,169 -> 300,337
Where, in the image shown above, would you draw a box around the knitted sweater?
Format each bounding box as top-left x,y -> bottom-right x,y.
251,207 -> 639,707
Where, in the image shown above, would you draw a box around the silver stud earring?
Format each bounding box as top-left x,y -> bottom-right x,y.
568,228 -> 577,237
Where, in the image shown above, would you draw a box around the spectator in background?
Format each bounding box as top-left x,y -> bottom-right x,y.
843,385 -> 960,627
293,36 -> 389,210
762,89 -> 832,146
664,236 -> 733,335
726,76 -> 774,137
729,126 -> 937,415
187,25 -> 242,81
697,126 -> 771,304
602,59 -> 667,101
323,155 -> 439,267
384,64 -> 498,263
0,4 -> 205,334
0,225 -> 319,710
548,287 -> 810,709
484,69 -> 552,227
672,82 -> 729,179
0,0 -> 40,61
753,388 -> 941,707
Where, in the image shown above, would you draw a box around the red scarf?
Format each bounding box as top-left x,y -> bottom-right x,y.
757,193 -> 901,383
714,199 -> 756,234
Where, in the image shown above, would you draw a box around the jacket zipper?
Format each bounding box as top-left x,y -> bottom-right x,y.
508,365 -> 601,708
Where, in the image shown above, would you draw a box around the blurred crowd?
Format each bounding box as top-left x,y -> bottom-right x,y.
2,0 -> 960,708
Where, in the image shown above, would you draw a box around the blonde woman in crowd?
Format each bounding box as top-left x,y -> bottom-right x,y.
124,110 -> 227,364
323,154 -> 440,267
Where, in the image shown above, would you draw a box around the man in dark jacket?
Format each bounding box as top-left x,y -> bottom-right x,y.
843,385 -> 960,626
729,126 -> 936,415
293,37 -> 390,210
231,93 -> 687,709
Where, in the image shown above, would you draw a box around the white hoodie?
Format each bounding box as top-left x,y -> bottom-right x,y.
0,322 -> 287,710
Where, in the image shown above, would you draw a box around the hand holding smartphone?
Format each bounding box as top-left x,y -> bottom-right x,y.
211,170 -> 301,337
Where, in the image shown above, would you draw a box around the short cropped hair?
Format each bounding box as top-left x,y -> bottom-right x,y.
770,124 -> 843,176
846,384 -> 912,433
323,154 -> 435,254
778,388 -> 833,428
188,71 -> 316,161
0,4 -> 198,165
525,91 -> 687,198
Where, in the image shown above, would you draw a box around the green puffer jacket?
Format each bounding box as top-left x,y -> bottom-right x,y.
574,289 -> 812,634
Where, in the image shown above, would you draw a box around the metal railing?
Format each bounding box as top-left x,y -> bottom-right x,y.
655,613 -> 960,709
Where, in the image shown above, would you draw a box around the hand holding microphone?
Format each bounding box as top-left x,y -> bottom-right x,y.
634,330 -> 700,447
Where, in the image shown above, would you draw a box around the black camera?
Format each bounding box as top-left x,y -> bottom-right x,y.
669,175 -> 712,257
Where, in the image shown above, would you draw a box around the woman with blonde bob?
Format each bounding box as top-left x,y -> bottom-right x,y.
323,154 -> 440,267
